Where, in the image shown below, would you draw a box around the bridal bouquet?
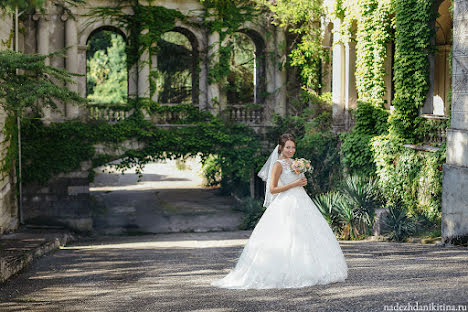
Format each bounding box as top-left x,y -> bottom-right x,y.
290,158 -> 313,175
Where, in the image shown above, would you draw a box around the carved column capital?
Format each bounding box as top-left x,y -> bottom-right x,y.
32,13 -> 51,22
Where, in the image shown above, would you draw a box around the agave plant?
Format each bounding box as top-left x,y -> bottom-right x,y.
339,175 -> 382,234
313,191 -> 342,233
334,197 -> 360,239
383,204 -> 418,241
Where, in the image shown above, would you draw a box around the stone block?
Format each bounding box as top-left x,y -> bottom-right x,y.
442,164 -> 468,240
67,185 -> 89,196
446,129 -> 468,167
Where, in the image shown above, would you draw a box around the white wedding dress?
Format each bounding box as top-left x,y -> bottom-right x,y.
211,158 -> 348,289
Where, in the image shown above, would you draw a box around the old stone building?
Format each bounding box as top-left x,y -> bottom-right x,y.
0,0 -> 466,242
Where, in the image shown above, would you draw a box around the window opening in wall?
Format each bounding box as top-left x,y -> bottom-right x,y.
86,29 -> 128,105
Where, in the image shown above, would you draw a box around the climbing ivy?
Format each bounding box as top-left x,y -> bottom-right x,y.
21,113 -> 261,196
333,0 -> 393,107
259,0 -> 325,92
390,0 -> 436,140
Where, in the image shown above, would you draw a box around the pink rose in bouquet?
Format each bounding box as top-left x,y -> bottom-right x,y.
290,158 -> 313,175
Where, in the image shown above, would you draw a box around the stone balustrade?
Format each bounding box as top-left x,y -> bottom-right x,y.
421,114 -> 450,145
88,105 -> 132,123
226,104 -> 264,125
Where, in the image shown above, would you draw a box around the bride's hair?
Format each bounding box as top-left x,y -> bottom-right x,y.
278,133 -> 295,154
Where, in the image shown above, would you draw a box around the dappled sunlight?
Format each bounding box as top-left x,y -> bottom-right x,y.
61,238 -> 248,250
1,232 -> 467,311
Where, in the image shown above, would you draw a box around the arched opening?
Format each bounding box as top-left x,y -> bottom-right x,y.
156,28 -> 199,105
226,30 -> 266,105
433,0 -> 452,116
86,27 -> 128,105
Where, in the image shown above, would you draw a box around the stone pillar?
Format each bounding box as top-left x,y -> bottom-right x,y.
422,50 -> 435,114
151,46 -> 158,102
344,41 -> 357,130
199,33 -> 209,110
62,10 -> 80,119
138,48 -> 150,99
33,10 -> 52,124
274,28 -> 287,117
332,20 -> 346,132
207,32 -> 220,114
442,0 -> 468,244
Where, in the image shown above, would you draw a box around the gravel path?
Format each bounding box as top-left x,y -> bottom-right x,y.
0,231 -> 467,312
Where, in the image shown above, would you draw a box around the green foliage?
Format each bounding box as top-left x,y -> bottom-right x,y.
201,0 -> 260,88
20,112 -> 261,201
313,175 -> 381,240
157,32 -> 193,104
383,203 -> 418,241
372,134 -> 445,222
87,32 -> 128,104
236,198 -> 266,230
0,0 -> 84,11
261,0 -> 325,91
268,92 -> 341,195
0,50 -> 85,115
333,0 -> 393,107
340,102 -> 389,176
89,2 -> 185,98
296,131 -> 341,195
0,50 -> 85,174
312,191 -> 343,233
225,33 -> 255,104
340,132 -> 375,176
390,0 -> 436,140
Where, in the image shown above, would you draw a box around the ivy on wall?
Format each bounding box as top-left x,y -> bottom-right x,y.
334,0 -> 446,223
390,0 -> 436,140
21,112 -> 261,196
333,0 -> 393,107
372,135 -> 445,221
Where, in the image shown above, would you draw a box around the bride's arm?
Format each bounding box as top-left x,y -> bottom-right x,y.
269,162 -> 307,194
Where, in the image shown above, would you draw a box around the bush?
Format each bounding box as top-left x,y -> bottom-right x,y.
340,132 -> 375,177
236,198 -> 266,230
383,204 -> 419,241
313,175 -> 382,240
340,101 -> 389,177
313,191 -> 344,234
297,131 -> 342,195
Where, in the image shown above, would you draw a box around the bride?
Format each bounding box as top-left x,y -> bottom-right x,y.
211,133 -> 348,289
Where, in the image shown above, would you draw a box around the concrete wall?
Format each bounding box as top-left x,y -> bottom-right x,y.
442,0 -> 468,243
0,13 -> 19,234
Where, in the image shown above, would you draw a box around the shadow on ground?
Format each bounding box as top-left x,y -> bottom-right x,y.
0,231 -> 467,312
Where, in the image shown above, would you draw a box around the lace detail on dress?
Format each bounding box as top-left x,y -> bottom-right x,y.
276,158 -> 293,172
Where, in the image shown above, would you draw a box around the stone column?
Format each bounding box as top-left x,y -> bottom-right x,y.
332,20 -> 346,132
344,41 -> 357,130
442,0 -> 468,244
62,10 -> 80,119
422,48 -> 435,114
198,32 -> 209,110
274,28 -> 287,117
33,10 -> 52,124
207,32 -> 220,114
138,44 -> 150,99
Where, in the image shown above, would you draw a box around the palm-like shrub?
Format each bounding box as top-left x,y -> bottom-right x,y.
340,175 -> 381,234
383,204 -> 418,241
237,198 -> 266,230
335,197 -> 359,239
312,191 -> 342,233
313,175 -> 383,239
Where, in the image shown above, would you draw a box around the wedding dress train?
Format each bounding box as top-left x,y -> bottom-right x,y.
211,158 -> 348,289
